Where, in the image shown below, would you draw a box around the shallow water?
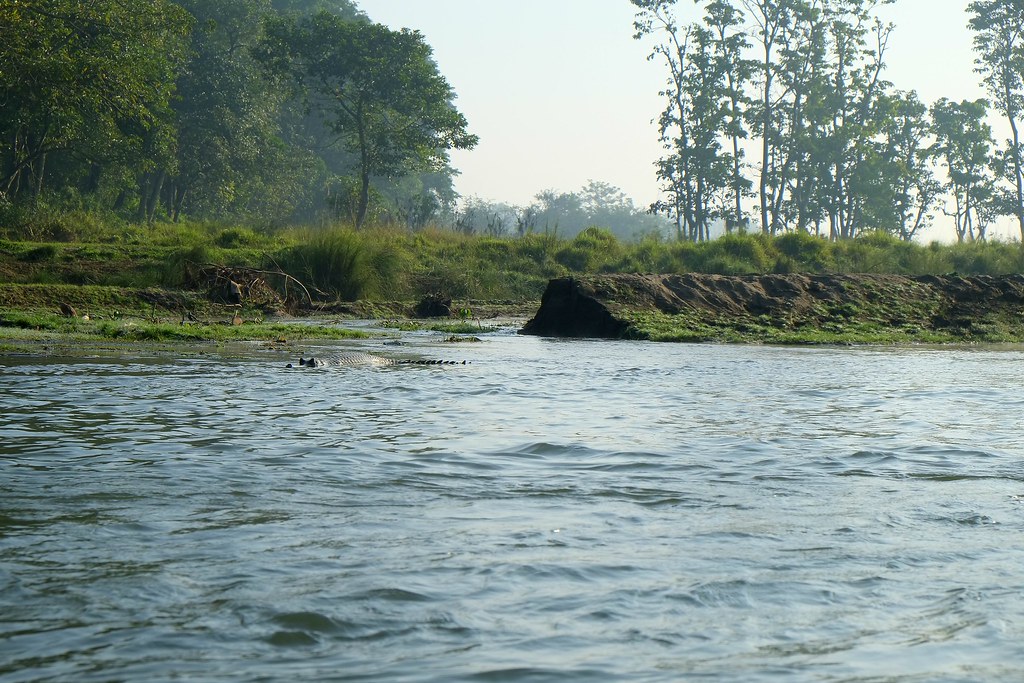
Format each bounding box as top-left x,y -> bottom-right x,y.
2,333 -> 1024,682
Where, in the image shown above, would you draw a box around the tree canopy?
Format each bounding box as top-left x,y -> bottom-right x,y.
636,0 -> 1024,242
258,11 -> 477,228
0,0 -> 474,229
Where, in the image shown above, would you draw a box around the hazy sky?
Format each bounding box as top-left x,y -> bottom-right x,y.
356,1 -> 996,239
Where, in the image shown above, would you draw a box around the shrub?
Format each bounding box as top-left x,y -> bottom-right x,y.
215,227 -> 261,248
774,231 -> 835,271
555,227 -> 623,272
692,233 -> 772,273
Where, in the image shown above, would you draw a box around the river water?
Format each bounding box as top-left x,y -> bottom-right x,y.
2,330 -> 1024,682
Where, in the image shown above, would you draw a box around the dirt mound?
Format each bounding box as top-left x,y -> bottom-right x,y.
520,273 -> 1024,343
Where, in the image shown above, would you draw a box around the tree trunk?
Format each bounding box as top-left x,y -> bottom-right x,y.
146,169 -> 165,221
1006,85 -> 1024,239
356,169 -> 369,229
33,151 -> 46,198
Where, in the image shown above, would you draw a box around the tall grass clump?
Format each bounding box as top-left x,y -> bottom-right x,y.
276,226 -> 411,300
946,240 -> 1024,275
555,227 -> 624,272
162,244 -> 213,288
773,231 -> 835,272
689,233 -> 773,274
279,228 -> 372,300
831,231 -> 916,273
0,197 -> 130,243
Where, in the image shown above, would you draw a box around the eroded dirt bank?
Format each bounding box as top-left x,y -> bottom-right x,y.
519,273 -> 1024,343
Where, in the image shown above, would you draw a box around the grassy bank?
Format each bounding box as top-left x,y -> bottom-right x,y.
5,224 -> 1024,300
4,216 -> 1024,345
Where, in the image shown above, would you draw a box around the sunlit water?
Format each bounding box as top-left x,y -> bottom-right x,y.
2,331 -> 1024,682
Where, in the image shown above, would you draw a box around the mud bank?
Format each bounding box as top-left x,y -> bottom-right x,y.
519,273 -> 1024,344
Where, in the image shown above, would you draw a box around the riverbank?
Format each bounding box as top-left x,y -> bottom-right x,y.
520,273 -> 1024,344
0,282 -> 535,353
6,273 -> 1024,350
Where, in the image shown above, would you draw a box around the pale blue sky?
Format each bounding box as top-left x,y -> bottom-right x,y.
357,1 -> 994,239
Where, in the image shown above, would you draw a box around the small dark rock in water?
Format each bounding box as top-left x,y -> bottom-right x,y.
415,293 -> 452,318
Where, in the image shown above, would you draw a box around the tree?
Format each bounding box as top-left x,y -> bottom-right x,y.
874,90 -> 940,240
634,1 -> 734,241
161,0 -> 307,223
259,12 -> 478,228
0,0 -> 192,202
969,0 -> 1024,239
269,0 -> 365,19
704,0 -> 753,232
930,98 -> 998,242
740,0 -> 797,235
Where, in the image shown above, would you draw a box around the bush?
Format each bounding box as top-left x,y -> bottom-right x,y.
774,231 -> 835,271
947,240 -> 1024,275
692,233 -> 772,274
215,227 -> 261,248
555,226 -> 623,272
280,229 -> 372,300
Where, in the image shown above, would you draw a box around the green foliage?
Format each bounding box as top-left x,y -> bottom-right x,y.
18,244 -> 58,263
0,1 -> 474,230
280,228 -> 370,300
947,240 -> 1024,274
163,244 -> 212,288
6,219 -> 1024,306
774,232 -> 835,271
688,233 -> 772,274
215,227 -> 263,249
276,227 -> 410,300
258,12 -> 478,228
556,227 -> 625,272
0,0 -> 193,203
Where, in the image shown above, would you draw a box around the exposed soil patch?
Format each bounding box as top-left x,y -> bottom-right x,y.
520,273 -> 1024,343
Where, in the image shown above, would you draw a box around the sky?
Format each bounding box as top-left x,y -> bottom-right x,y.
355,1 -> 999,240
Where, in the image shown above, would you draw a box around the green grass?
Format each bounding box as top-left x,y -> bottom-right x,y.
378,320 -> 500,334
4,214 -> 1024,307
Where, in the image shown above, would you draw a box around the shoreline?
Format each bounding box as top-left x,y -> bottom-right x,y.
519,273 -> 1024,345
7,273 -> 1024,352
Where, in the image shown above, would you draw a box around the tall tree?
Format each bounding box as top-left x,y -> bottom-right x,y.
968,0 -> 1024,239
0,0 -> 192,201
874,89 -> 940,240
930,98 -> 997,242
703,0 -> 753,231
740,0 -> 797,234
161,0 -> 308,223
258,12 -> 478,228
634,0 -> 734,241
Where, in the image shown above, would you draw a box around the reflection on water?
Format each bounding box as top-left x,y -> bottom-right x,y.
2,336 -> 1024,681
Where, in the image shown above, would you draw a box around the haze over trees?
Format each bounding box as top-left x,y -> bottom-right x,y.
634,0 -> 1024,243
454,180 -> 669,240
0,0 -> 474,229
4,1 -> 1024,245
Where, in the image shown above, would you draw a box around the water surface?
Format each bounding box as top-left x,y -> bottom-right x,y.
2,334 -> 1023,681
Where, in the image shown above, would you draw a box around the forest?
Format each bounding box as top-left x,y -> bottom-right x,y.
634,0 -> 1024,243
0,0 -> 485,232
2,0 -> 1024,248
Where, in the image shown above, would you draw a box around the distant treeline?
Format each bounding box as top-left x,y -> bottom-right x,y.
634,0 -> 1024,243
0,0 -> 478,231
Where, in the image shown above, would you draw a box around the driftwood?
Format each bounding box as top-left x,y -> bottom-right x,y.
186,262 -> 315,310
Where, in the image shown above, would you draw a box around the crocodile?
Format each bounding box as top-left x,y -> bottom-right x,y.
286,352 -> 466,368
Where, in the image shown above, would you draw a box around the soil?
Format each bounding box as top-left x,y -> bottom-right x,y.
519,273 -> 1024,343
0,282 -> 537,326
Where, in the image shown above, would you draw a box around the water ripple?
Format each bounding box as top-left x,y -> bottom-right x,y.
3,341 -> 1024,681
